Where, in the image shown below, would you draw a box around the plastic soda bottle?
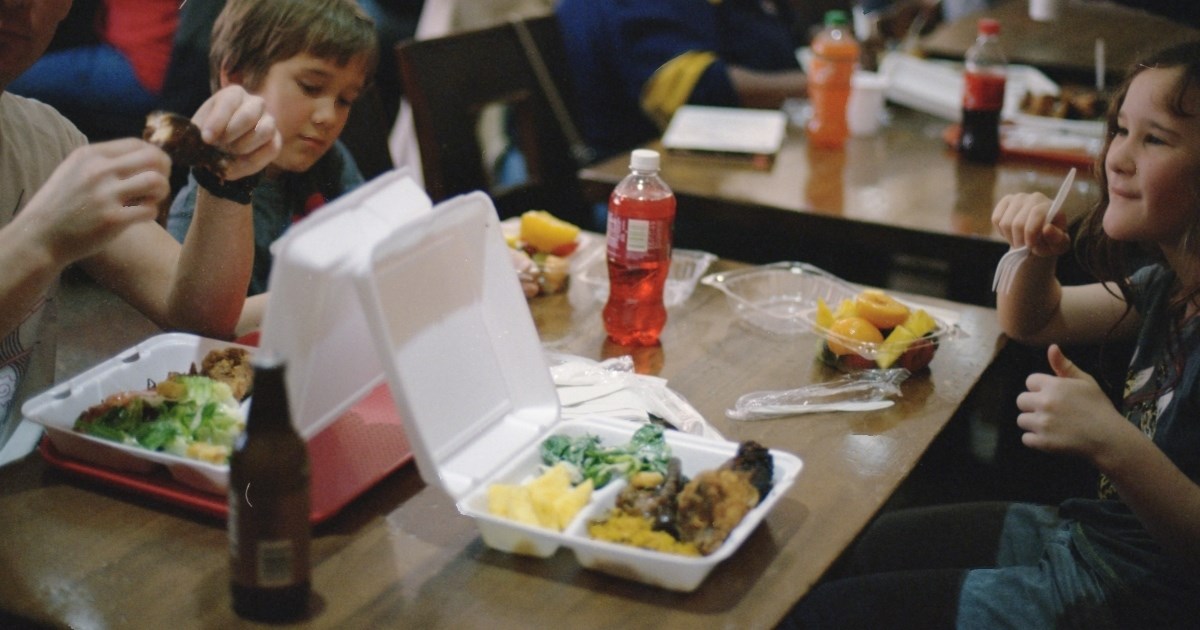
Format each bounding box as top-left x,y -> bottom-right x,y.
958,18 -> 1006,163
229,355 -> 311,622
806,10 -> 860,149
603,149 -> 676,346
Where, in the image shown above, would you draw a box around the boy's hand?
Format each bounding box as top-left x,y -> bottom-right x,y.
15,138 -> 171,268
992,192 -> 1071,258
1016,344 -> 1132,464
192,85 -> 281,181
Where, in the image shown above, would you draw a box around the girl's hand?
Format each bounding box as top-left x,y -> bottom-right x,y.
992,191 -> 1071,258
191,85 -> 281,181
15,138 -> 171,268
1015,344 -> 1133,464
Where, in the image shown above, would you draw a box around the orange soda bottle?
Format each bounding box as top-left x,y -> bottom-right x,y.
603,149 -> 676,346
806,10 -> 860,149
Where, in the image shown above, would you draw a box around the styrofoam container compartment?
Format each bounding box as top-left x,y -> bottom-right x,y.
349,188 -> 803,591
460,416 -> 801,591
21,333 -> 256,494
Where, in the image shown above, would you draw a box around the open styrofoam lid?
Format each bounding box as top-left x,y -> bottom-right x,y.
355,192 -> 560,499
260,171 -> 433,439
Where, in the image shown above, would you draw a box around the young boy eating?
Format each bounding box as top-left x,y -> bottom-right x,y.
167,0 -> 379,295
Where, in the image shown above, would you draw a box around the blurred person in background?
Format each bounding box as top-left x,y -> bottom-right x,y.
8,0 -> 178,140
555,0 -> 807,162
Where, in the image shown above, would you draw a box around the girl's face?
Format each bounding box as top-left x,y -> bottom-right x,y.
1103,67 -> 1200,249
249,52 -> 369,174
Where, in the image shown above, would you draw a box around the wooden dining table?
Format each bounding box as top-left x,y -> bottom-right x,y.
0,256 -> 1007,628
919,0 -> 1200,85
579,105 -> 1098,307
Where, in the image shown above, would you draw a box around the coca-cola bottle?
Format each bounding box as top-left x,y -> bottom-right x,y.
603,149 -> 676,346
958,18 -> 1006,163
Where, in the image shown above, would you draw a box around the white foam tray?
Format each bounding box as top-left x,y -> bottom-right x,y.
21,333 -> 255,494
458,415 -> 802,592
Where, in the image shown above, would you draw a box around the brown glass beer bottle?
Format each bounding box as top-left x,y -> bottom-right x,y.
228,355 -> 311,621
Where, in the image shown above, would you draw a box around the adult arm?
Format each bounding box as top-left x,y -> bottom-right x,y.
726,65 -> 807,109
0,138 -> 169,340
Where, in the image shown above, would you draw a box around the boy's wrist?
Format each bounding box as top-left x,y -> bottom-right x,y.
193,167 -> 261,205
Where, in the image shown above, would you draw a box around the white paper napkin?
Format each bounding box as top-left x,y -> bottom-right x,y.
550,355 -> 724,441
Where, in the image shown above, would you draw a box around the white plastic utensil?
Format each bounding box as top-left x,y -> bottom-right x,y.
992,167 -> 1076,294
727,400 -> 895,421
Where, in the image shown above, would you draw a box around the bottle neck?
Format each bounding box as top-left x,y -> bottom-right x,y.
246,364 -> 295,434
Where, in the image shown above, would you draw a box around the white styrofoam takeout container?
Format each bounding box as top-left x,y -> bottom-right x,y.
341,179 -> 802,592
20,173 -> 436,496
21,333 -> 256,494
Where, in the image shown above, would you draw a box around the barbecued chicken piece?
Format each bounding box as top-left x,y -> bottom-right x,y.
144,111 -> 232,178
722,440 -> 773,504
615,457 -> 685,537
201,347 -> 253,401
676,468 -> 759,555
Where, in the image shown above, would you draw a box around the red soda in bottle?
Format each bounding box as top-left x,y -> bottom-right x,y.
958,18 -> 1006,163
603,149 -> 676,346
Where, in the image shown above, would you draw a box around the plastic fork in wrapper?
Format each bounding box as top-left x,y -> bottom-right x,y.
726,369 -> 910,421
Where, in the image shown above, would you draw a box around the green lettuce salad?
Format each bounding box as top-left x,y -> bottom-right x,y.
73,374 -> 245,464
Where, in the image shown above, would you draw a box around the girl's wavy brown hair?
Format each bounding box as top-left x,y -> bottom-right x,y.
209,0 -> 378,93
1073,40 -> 1200,328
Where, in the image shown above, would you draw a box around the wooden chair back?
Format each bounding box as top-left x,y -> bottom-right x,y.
395,15 -> 592,227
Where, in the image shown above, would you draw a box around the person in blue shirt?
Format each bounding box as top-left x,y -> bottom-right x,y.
555,0 -> 807,162
167,0 -> 376,296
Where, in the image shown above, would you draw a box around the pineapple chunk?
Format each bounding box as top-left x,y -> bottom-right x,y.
489,463 -> 592,531
519,210 -> 580,254
902,309 -> 937,338
832,298 -> 858,321
876,325 -> 919,369
488,484 -> 539,526
552,478 -> 594,530
815,298 -> 835,330
527,463 -> 572,527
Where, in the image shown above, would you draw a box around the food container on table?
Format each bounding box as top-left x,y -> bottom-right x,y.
21,172 -> 432,510
574,247 -> 717,307
701,262 -> 958,369
21,333 -> 257,493
346,185 -> 802,592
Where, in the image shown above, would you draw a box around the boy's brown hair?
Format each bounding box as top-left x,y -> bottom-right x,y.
209,0 -> 378,93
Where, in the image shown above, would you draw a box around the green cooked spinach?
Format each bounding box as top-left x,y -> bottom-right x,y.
540,423 -> 671,488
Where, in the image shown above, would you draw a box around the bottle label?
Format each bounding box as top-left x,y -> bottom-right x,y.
256,539 -> 298,587
607,215 -> 670,263
962,72 -> 1006,111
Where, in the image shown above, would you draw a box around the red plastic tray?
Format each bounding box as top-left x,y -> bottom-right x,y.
39,334 -> 413,524
942,123 -> 1096,168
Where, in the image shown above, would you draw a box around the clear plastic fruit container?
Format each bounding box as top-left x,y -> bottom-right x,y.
700,262 -> 958,370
